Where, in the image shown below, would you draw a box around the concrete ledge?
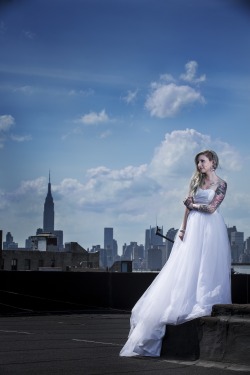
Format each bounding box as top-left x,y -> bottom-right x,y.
161,319 -> 201,360
199,304 -> 250,366
161,304 -> 250,367
211,303 -> 250,317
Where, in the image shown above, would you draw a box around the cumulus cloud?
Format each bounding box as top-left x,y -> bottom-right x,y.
86,164 -> 147,181
180,61 -> 206,84
1,177 -> 46,216
55,129 -> 241,230
145,82 -> 205,118
148,129 -> 242,185
145,61 -> 206,118
159,73 -> 175,82
78,109 -> 109,125
148,129 -> 210,181
14,177 -> 46,197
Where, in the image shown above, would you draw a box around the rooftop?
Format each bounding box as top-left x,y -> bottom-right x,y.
0,270 -> 249,374
0,311 -> 249,374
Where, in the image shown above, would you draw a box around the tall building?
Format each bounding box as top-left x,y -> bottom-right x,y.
145,226 -> 163,251
104,227 -> 113,267
145,226 -> 164,269
147,246 -> 163,271
104,227 -> 113,251
43,172 -> 54,233
3,232 -> 18,250
25,173 -> 63,251
103,228 -> 119,267
228,226 -> 244,262
243,237 -> 250,262
122,242 -> 145,270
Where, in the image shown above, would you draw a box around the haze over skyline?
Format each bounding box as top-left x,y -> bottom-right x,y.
0,0 -> 250,251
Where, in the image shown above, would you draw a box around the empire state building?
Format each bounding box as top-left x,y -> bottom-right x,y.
43,173 -> 54,233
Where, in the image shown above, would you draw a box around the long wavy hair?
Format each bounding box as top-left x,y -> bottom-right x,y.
189,150 -> 219,196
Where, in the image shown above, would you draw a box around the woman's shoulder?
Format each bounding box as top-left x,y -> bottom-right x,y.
215,177 -> 227,194
216,177 -> 227,187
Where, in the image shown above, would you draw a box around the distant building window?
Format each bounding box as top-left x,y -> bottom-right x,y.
24,259 -> 31,270
1,259 -> 4,270
11,258 -> 18,271
38,259 -> 44,268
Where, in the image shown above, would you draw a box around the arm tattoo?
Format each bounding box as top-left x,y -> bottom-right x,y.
198,181 -> 227,214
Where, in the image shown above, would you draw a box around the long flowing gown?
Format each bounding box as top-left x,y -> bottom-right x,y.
120,188 -> 232,357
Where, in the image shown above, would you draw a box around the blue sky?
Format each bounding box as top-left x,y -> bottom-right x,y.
0,0 -> 250,251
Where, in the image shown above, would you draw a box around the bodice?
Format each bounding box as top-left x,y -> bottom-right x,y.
194,188 -> 215,205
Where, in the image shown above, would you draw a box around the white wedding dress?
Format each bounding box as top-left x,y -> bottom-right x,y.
120,188 -> 232,357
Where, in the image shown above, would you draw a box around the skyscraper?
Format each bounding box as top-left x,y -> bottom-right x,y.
104,227 -> 115,267
145,226 -> 163,251
25,173 -> 64,250
145,226 -> 164,270
104,227 -> 113,251
43,172 -> 54,233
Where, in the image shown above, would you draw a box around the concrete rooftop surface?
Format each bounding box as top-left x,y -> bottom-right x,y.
0,312 -> 249,375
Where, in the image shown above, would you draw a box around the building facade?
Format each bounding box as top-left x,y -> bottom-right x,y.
1,242 -> 99,271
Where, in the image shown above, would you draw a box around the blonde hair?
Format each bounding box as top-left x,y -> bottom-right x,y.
189,150 -> 219,196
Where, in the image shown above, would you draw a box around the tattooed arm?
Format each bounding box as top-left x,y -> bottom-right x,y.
184,180 -> 227,214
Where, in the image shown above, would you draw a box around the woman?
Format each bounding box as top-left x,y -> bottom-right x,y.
120,150 -> 231,357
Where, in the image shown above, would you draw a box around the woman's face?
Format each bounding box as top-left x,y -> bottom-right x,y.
196,154 -> 213,174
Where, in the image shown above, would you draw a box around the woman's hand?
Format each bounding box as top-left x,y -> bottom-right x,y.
183,196 -> 193,210
179,230 -> 185,241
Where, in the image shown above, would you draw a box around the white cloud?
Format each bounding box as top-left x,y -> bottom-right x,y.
86,164 -> 147,181
148,129 -> 242,184
180,61 -> 206,84
0,114 -> 15,132
68,88 -> 94,97
78,109 -> 109,125
145,82 -> 205,118
11,134 -> 32,142
159,73 -> 175,82
0,115 -> 32,147
15,177 -> 46,196
145,61 -> 206,118
13,86 -> 34,94
122,89 -> 138,104
100,130 -> 112,139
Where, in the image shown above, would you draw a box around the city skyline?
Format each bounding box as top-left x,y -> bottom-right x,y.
1,0 -> 250,249
2,219 -> 249,254
1,167 -> 249,264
